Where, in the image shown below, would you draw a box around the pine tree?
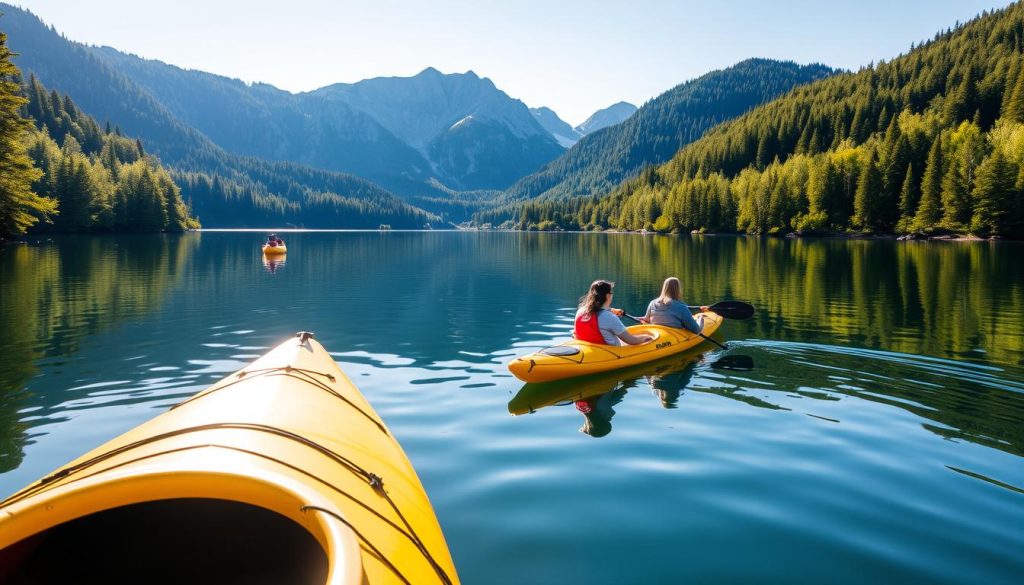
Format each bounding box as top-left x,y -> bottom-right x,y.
914,137 -> 944,232
941,158 -> 972,231
945,66 -> 978,123
896,163 -> 917,233
853,149 -> 883,231
1002,60 -> 1024,122
0,32 -> 54,237
971,150 -> 1015,235
881,130 -> 910,230
50,140 -> 95,232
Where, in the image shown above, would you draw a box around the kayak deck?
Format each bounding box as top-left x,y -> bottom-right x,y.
508,311 -> 723,383
0,333 -> 459,585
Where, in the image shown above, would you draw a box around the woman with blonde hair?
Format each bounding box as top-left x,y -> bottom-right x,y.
640,277 -> 708,334
574,280 -> 654,346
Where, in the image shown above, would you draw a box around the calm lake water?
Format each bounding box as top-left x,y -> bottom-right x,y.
1,231 -> 1023,583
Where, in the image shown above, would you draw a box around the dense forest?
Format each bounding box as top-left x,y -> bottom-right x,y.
22,75 -> 197,234
498,60 -> 835,204
505,5 -> 1024,238
1,31 -> 195,237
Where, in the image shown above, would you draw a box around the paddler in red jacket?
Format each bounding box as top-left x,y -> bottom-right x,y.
573,280 -> 653,346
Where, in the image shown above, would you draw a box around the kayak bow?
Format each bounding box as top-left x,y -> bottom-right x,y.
0,333 -> 458,585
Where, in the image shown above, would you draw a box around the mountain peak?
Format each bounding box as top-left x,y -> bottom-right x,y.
530,106 -> 582,148
575,101 -> 638,135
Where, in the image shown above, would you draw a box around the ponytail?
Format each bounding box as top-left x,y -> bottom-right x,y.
578,280 -> 614,315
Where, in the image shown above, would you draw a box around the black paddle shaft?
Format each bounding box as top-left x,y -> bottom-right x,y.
687,300 -> 755,320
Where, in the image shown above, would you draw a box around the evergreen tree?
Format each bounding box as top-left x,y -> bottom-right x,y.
0,32 -> 54,237
971,150 -> 1015,235
1002,61 -> 1024,122
896,163 -> 917,233
941,159 -> 972,231
881,132 -> 911,229
915,137 -> 944,232
50,137 -> 94,232
853,149 -> 883,231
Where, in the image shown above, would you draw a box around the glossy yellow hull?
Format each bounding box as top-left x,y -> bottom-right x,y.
508,311 -> 723,383
263,244 -> 287,255
0,335 -> 459,585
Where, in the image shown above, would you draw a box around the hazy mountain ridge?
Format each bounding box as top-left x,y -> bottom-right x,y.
530,106 -> 584,147
575,101 -> 637,135
312,67 -> 564,190
86,49 -> 564,194
88,46 -> 437,186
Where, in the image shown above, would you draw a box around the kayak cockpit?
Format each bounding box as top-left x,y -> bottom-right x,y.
0,498 -> 328,584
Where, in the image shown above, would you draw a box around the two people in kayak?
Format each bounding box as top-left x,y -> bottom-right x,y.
573,278 -> 708,346
266,234 -> 284,247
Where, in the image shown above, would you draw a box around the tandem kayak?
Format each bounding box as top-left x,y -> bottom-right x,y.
508,311 -> 723,383
263,243 -> 287,255
0,333 -> 459,585
508,350 -> 702,416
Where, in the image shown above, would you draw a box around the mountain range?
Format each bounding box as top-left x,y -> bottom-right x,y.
0,3 -> 843,230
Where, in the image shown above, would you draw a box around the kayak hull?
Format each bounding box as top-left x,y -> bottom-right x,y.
508,311 -> 723,383
263,244 -> 287,255
0,335 -> 459,585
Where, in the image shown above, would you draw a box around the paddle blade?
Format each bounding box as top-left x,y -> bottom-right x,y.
703,301 -> 755,320
710,354 -> 754,371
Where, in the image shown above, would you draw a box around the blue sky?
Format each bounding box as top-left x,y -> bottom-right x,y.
13,0 -> 1014,125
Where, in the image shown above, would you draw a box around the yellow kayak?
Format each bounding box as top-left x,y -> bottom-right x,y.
508,350 -> 702,415
0,333 -> 459,585
508,311 -> 723,383
263,243 -> 287,255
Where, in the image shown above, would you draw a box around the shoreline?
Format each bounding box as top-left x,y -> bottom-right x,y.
3,229 -> 1018,243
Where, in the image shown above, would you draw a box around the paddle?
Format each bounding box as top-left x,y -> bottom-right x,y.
621,312 -> 729,350
688,300 -> 755,320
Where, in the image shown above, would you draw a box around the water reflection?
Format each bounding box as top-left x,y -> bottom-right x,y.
509,351 -> 704,437
0,234 -> 198,471
262,254 -> 286,274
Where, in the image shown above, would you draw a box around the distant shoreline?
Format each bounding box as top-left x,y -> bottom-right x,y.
4,229 -> 1019,242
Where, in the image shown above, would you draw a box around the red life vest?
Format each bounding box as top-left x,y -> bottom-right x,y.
574,310 -> 606,344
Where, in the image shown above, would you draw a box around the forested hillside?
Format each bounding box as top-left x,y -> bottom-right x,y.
510,6 -> 1024,238
0,22 -> 196,238
22,75 -> 197,233
495,59 -> 835,209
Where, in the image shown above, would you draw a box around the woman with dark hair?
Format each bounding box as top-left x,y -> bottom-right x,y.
640,277 -> 708,334
573,280 -> 653,346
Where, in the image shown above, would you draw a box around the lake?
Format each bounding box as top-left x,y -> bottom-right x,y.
1,231 -> 1022,583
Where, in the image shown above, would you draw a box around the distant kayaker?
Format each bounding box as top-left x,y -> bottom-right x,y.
267,234 -> 284,247
639,277 -> 709,334
574,280 -> 654,346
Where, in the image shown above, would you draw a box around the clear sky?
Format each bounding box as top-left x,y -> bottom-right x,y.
11,0 -> 1014,126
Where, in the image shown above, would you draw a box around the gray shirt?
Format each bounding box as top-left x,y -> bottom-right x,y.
575,308 -> 628,345
644,299 -> 703,334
